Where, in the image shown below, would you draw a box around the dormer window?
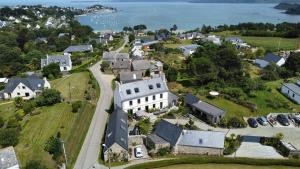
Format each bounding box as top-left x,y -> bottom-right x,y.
149,85 -> 153,90
156,83 -> 161,88
126,89 -> 131,95
134,88 -> 139,93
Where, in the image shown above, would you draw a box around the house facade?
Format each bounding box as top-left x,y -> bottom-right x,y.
179,44 -> 200,58
41,53 -> 72,72
281,81 -> 300,104
2,77 -> 51,100
114,77 -> 175,114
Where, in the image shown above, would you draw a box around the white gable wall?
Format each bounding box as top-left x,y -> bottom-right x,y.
7,82 -> 36,100
281,85 -> 300,104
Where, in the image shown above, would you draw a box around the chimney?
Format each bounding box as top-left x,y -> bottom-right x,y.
133,73 -> 137,80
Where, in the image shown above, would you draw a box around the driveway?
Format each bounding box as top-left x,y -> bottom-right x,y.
74,36 -> 128,169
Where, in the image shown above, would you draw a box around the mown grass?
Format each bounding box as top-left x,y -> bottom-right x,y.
157,164 -> 300,169
0,101 -> 16,120
15,72 -> 100,169
125,157 -> 300,169
213,31 -> 298,51
163,39 -> 193,49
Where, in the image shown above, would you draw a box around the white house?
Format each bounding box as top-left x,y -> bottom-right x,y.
0,146 -> 20,169
41,53 -> 72,72
179,44 -> 200,58
206,35 -> 221,45
0,20 -> 7,28
1,77 -> 51,100
255,53 -> 286,68
281,80 -> 300,104
114,76 -> 177,114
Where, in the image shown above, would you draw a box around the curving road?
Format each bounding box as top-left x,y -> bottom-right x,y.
74,36 -> 128,169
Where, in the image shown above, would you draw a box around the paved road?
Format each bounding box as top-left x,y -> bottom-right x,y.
74,36 -> 128,169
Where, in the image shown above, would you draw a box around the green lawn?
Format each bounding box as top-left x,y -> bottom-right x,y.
157,164 -> 299,169
213,31 -> 298,51
15,72 -> 99,168
0,101 -> 16,120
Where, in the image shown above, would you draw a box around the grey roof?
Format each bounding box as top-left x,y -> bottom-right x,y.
154,120 -> 182,146
116,53 -> 130,60
142,40 -> 160,46
0,146 -> 19,169
3,77 -> 46,93
283,83 -> 300,96
185,94 -> 225,117
148,133 -> 169,144
112,60 -> 131,70
104,107 -> 128,151
180,44 -> 200,51
225,37 -> 243,43
120,71 -> 143,83
255,59 -> 269,68
132,60 -> 151,71
263,53 -> 282,63
64,45 -> 93,53
42,54 -> 71,67
177,130 -> 225,149
117,77 -> 168,101
168,92 -> 179,103
102,52 -> 129,63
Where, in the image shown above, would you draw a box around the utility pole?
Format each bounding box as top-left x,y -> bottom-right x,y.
69,82 -> 71,102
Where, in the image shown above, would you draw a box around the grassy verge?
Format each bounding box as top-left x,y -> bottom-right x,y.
125,157 -> 300,169
157,164 -> 299,169
15,72 -> 100,168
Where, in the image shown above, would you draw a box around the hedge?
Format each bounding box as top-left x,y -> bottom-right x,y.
125,156 -> 300,169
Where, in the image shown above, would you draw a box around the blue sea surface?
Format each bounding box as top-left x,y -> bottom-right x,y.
1,1 -> 300,31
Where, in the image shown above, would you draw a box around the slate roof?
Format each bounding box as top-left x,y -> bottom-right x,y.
119,71 -> 143,83
112,60 -> 131,70
177,130 -> 225,149
102,52 -> 129,63
102,51 -> 117,61
263,53 -> 282,63
3,77 -> 46,93
180,44 -> 200,51
154,120 -> 182,146
225,37 -> 243,43
255,59 -> 269,68
115,53 -> 130,60
104,107 -> 128,151
42,54 -> 71,67
185,94 -> 225,117
117,77 -> 168,101
148,133 -> 169,144
283,83 -> 300,95
0,146 -> 19,169
64,45 -> 93,53
132,60 -> 151,71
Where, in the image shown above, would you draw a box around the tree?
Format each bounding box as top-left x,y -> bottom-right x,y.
25,160 -> 48,169
101,61 -> 110,71
190,57 -> 218,85
255,47 -> 265,58
166,67 -> 178,82
42,63 -> 62,79
25,50 -> 44,70
72,101 -> 82,113
36,89 -> 62,107
128,34 -> 135,43
14,97 -> 24,108
284,53 -> 300,75
0,128 -> 20,147
44,133 -> 63,160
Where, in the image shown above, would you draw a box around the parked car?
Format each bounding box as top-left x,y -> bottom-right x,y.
247,118 -> 258,128
292,115 -> 300,125
277,114 -> 290,126
257,117 -> 268,126
134,147 -> 143,158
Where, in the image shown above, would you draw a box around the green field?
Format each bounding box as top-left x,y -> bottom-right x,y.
164,39 -> 193,49
0,101 -> 16,120
214,31 -> 298,51
15,72 -> 99,168
157,164 -> 300,169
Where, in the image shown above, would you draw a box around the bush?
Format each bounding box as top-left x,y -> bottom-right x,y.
0,117 -> 4,128
44,133 -> 63,160
42,63 -> 62,79
158,147 -> 171,156
136,119 -> 151,135
25,160 -> 48,169
23,100 -> 37,114
36,89 -> 62,107
6,118 -> 21,130
72,101 -> 82,113
14,97 -> 24,108
15,109 -> 25,121
0,128 -> 20,147
227,117 -> 247,128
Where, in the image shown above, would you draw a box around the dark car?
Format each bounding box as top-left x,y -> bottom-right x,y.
277,114 -> 290,126
293,116 -> 300,125
247,118 -> 258,128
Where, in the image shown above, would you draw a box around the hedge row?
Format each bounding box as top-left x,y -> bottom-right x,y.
125,156 -> 300,169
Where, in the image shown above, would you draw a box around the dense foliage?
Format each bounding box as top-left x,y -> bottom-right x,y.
35,89 -> 62,106
25,160 -> 48,169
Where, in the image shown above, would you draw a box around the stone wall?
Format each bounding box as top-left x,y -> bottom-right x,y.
174,145 -> 223,156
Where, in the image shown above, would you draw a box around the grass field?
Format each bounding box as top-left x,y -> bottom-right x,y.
0,101 -> 16,120
15,72 -> 99,168
157,164 -> 300,169
213,31 -> 298,51
163,39 -> 193,49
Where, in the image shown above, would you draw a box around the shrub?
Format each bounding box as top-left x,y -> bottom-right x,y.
0,128 -> 20,147
72,101 -> 82,113
0,117 -> 4,128
23,100 -> 37,114
136,119 -> 151,135
6,118 -> 21,130
25,160 -> 48,169
42,63 -> 62,79
36,89 -> 62,107
227,117 -> 247,128
158,147 -> 171,156
44,133 -> 63,160
14,97 -> 24,108
15,109 -> 25,121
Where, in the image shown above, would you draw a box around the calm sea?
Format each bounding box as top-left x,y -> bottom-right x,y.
1,1 -> 300,31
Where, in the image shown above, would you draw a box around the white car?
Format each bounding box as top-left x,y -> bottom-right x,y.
134,147 -> 143,158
